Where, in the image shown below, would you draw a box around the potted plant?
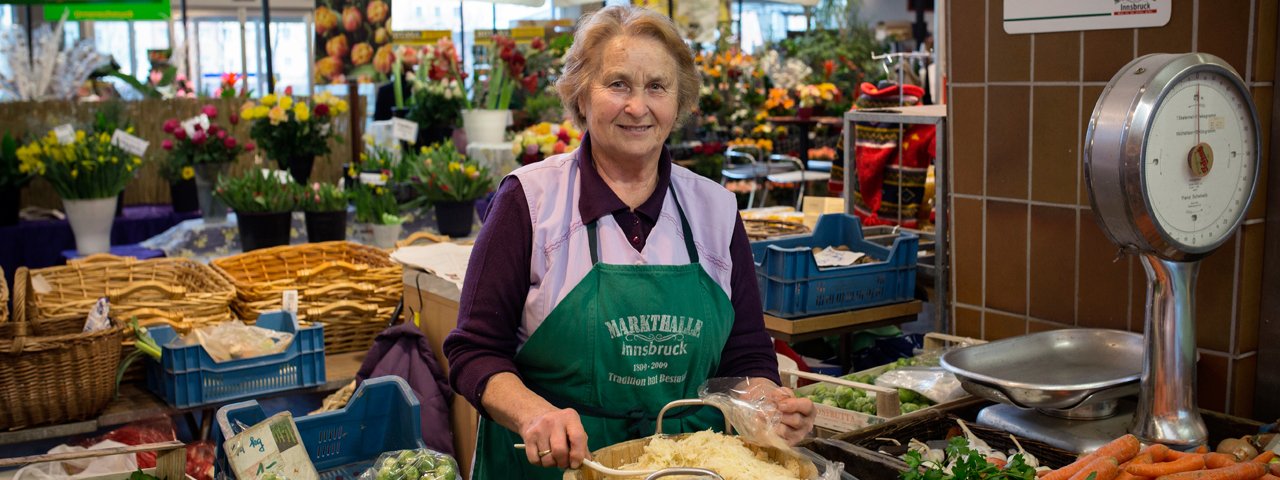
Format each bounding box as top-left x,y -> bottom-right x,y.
214,168 -> 299,251
350,179 -> 402,248
510,121 -> 583,166
397,39 -> 467,147
301,182 -> 348,242
0,132 -> 32,226
16,128 -> 142,254
411,140 -> 494,238
160,104 -> 254,222
462,35 -> 525,145
239,89 -> 348,183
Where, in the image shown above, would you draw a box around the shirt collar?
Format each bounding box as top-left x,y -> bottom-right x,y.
576,132 -> 673,224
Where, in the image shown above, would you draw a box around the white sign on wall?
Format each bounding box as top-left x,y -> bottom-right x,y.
1004,0 -> 1171,34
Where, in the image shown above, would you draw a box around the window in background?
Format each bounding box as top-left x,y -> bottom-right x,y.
195,20 -> 249,95
94,22 -> 134,73
0,6 -> 12,29
132,22 -> 170,82
738,3 -> 803,54
263,20 -> 309,94
195,18 -> 308,98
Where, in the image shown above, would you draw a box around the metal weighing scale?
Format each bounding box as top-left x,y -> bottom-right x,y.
942,52 -> 1262,453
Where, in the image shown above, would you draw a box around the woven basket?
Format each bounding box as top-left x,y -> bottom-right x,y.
211,241 -> 400,353
20,255 -> 235,332
0,267 -> 124,430
563,433 -> 819,480
0,266 -> 8,324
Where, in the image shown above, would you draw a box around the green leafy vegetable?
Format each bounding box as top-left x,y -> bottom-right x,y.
901,437 -> 1038,480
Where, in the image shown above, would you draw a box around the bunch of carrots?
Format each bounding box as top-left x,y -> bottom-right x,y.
1042,435 -> 1280,480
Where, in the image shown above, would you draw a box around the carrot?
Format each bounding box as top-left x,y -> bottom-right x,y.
1253,452 -> 1276,464
1046,436 -> 1142,480
1128,455 -> 1206,477
1116,453 -> 1157,480
1261,475 -> 1280,480
1147,445 -> 1173,462
1070,457 -> 1121,480
1154,462 -> 1268,480
1167,449 -> 1205,461
1196,446 -> 1210,454
1206,453 -> 1241,469
1270,463 -> 1280,477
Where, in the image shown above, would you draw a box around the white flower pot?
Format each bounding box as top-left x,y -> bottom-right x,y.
462,109 -> 511,145
369,223 -> 402,249
64,197 -> 118,255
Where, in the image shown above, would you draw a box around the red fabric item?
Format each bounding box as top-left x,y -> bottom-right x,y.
75,417 -> 176,468
848,81 -> 936,228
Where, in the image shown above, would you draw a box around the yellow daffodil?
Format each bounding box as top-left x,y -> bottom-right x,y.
182,166 -> 195,180
448,161 -> 462,173
75,130 -> 86,142
464,165 -> 478,177
262,93 -> 278,106
348,164 -> 357,177
127,126 -> 135,134
70,169 -> 78,178
133,157 -> 142,165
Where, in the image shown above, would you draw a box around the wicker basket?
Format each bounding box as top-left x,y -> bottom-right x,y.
563,433 -> 819,480
211,241 -> 400,353
19,255 -> 235,332
0,266 -> 8,324
0,267 -> 124,430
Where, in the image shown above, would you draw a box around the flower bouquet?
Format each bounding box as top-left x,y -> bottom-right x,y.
795,82 -> 841,117
0,132 -> 31,225
159,104 -> 255,221
301,182 -> 348,242
350,180 -> 401,248
239,89 -> 349,183
411,141 -> 492,238
214,168 -> 299,251
16,127 -> 142,253
510,121 -> 582,165
462,35 -> 529,144
397,39 -> 468,146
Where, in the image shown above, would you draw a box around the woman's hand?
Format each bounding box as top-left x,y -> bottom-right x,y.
768,387 -> 816,445
520,407 -> 590,469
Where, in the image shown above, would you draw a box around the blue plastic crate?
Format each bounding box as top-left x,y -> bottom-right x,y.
214,376 -> 427,480
145,311 -> 326,408
750,214 -> 918,318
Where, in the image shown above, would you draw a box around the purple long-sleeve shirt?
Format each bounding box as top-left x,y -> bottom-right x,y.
443,140 -> 779,419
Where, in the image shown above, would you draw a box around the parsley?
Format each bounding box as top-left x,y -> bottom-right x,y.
900,436 -> 1039,480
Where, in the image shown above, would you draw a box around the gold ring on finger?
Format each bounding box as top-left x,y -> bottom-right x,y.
538,449 -> 552,458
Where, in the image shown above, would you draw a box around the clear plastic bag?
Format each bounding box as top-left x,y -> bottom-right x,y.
698,378 -> 845,480
187,320 -> 293,362
873,367 -> 966,404
357,449 -> 458,480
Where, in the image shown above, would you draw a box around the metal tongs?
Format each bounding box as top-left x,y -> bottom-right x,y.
521,399 -> 732,479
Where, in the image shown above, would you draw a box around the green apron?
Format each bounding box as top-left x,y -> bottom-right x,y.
472,189 -> 736,479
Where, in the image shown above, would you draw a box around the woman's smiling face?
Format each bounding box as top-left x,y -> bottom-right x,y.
578,35 -> 680,164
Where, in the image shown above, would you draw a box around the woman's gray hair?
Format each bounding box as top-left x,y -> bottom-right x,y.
556,6 -> 700,129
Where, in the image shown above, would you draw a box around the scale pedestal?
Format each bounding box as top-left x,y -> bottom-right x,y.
978,402 -> 1137,454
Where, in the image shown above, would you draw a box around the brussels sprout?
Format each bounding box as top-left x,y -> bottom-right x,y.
434,463 -> 457,480
821,398 -> 839,407
398,451 -> 415,462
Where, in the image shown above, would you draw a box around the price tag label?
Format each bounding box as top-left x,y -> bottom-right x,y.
111,129 -> 150,157
391,118 -> 419,142
358,172 -> 387,186
181,114 -> 210,138
53,124 -> 76,145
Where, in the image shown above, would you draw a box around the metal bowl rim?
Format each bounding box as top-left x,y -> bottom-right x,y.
940,329 -> 1144,393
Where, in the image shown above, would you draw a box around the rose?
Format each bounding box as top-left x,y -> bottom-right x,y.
314,103 -> 331,117
315,57 -> 343,83
315,6 -> 338,36
245,142 -> 256,152
530,37 -> 545,51
351,43 -> 373,66
522,73 -> 538,94
373,45 -> 395,75
342,6 -> 362,32
223,137 -> 237,149
326,34 -> 349,59
162,119 -> 179,134
202,104 -> 218,119
366,0 -> 389,24
174,129 -> 188,140
191,131 -> 207,145
161,139 -> 174,150
216,129 -> 228,140
229,113 -> 239,125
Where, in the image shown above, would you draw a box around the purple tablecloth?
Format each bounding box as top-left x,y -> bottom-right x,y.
0,205 -> 198,296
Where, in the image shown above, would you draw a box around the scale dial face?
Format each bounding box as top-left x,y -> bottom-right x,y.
1085,53 -> 1261,261
1143,72 -> 1256,250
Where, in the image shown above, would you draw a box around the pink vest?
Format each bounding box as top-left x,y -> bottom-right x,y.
512,151 -> 740,347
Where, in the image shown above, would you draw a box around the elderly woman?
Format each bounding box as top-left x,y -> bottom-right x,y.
443,6 -> 815,478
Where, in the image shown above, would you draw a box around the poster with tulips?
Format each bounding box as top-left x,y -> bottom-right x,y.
314,0 -> 392,84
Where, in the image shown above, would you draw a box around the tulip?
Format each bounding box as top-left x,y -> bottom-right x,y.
216,130 -> 228,140
202,104 -> 219,119
245,142 -> 256,152
174,129 -> 188,140
224,137 -> 237,149
191,132 -> 207,145
162,119 -> 179,134
161,139 -> 174,150
229,113 -> 239,125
